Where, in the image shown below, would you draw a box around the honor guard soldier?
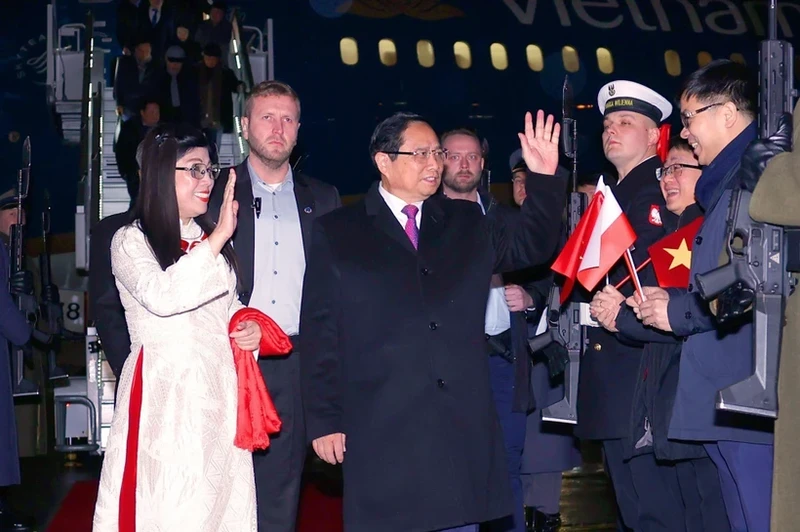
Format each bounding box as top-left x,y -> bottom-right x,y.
576,81 -> 673,530
0,187 -> 35,532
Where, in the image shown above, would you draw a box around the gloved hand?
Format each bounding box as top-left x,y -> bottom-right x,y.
714,281 -> 755,324
739,113 -> 793,192
9,270 -> 33,296
541,342 -> 569,379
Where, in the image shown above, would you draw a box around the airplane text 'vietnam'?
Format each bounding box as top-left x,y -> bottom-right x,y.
502,0 -> 800,39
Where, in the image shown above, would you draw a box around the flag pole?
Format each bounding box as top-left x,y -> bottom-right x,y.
614,257 -> 652,290
623,248 -> 646,301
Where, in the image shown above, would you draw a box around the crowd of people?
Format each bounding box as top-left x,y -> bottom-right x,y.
0,2 -> 796,532
113,0 -> 242,203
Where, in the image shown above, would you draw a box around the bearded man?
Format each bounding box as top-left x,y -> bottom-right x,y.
209,80 -> 341,532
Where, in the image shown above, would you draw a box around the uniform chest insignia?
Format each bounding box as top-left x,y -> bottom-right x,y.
649,205 -> 662,227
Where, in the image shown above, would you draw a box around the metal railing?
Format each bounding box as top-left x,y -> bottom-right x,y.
230,10 -> 256,165
75,11 -> 103,272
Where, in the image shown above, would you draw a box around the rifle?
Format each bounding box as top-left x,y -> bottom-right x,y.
9,137 -> 40,397
527,76 -> 587,424
39,191 -> 75,384
694,0 -> 797,418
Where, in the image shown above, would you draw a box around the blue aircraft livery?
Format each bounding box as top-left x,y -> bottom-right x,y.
1,0 -> 798,235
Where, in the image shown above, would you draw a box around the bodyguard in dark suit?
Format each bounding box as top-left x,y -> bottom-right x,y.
576,81 -> 670,530
300,110 -> 566,532
208,81 -> 341,532
89,211 -> 133,380
630,60 -> 774,532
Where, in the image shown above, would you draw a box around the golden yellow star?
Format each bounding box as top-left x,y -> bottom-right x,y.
664,239 -> 692,270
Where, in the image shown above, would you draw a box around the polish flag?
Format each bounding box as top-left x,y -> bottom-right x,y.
551,176 -> 637,303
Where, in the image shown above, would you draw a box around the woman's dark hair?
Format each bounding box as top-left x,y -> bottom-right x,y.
132,123 -> 239,279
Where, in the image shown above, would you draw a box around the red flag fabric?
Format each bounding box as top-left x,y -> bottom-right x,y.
229,307 -> 293,451
551,176 -> 638,302
551,186 -> 604,304
647,216 -> 704,288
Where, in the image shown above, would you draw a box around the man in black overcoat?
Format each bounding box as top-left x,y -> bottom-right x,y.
300,111 -> 567,532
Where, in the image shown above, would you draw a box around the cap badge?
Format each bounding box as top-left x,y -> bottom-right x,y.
608,84 -> 616,96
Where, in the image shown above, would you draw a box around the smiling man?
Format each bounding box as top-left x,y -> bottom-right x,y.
300,110 -> 567,532
209,80 -> 342,532
631,59 -> 774,532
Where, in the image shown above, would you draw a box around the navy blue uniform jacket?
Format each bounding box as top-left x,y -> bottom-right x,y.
576,156 -> 667,440
0,242 -> 32,486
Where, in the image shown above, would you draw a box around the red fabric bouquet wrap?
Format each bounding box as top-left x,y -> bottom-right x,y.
229,308 -> 293,451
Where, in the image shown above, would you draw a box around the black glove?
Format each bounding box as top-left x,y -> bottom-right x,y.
541,342 -> 569,379
9,270 -> 33,296
715,281 -> 755,324
738,113 -> 793,192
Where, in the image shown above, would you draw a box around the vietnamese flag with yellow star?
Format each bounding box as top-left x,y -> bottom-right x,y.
647,216 -> 704,288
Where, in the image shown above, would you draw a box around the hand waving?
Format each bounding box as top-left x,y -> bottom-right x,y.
209,169 -> 239,255
518,110 -> 561,175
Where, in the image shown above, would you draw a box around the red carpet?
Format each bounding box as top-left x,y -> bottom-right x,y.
46,479 -> 342,532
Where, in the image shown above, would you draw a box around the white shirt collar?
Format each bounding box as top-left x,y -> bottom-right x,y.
248,159 -> 293,193
378,181 -> 423,228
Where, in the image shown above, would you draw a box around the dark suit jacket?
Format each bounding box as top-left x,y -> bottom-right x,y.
577,156 -> 667,440
299,172 -> 566,532
88,212 -> 132,379
209,161 -> 342,306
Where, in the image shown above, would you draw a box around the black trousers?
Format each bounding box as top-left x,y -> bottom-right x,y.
603,439 -> 687,531
253,343 -> 306,532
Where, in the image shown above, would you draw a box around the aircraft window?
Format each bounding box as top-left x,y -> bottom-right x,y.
664,50 -> 681,77
526,45 -> 543,72
491,43 -> 508,70
596,47 -> 614,74
417,40 -> 435,68
454,41 -> 471,69
379,39 -> 397,66
730,53 -> 746,65
340,37 -> 358,66
562,46 -> 579,73
697,51 -> 712,67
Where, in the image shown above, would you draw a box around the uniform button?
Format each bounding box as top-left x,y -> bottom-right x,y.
421,267 -> 430,275
688,283 -> 694,291
593,343 -> 602,351
429,322 -> 438,330
273,214 -> 278,219
685,311 -> 692,319
272,300 -> 276,304
437,379 -> 445,388
275,241 -> 279,245
695,236 -> 703,245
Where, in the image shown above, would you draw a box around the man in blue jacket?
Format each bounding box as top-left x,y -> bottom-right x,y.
631,60 -> 773,532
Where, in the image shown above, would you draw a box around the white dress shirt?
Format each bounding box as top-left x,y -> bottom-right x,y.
477,195 -> 512,336
378,182 -> 423,229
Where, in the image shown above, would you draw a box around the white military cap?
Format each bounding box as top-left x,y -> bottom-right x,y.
597,80 -> 672,124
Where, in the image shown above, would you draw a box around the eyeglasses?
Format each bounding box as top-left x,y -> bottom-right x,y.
679,102 -> 724,128
656,163 -> 703,181
175,163 -> 221,180
383,149 -> 448,163
446,152 -> 482,163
